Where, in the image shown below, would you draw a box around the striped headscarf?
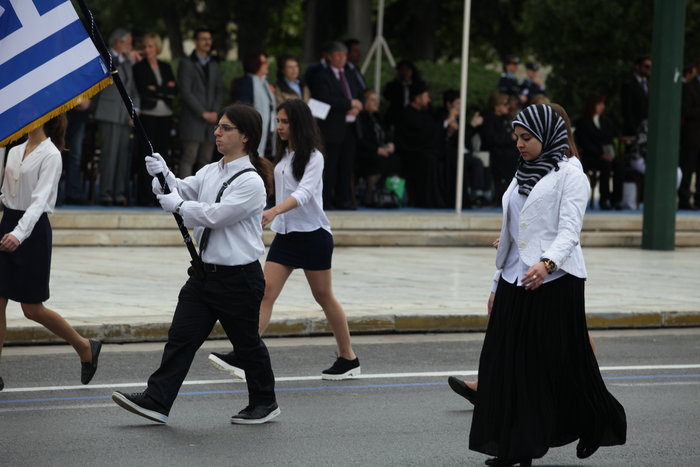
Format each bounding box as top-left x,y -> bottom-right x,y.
511,104 -> 569,196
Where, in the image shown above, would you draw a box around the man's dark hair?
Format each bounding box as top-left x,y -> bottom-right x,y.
442,89 -> 459,109
634,55 -> 651,66
344,38 -> 360,49
193,27 -> 213,40
409,80 -> 428,101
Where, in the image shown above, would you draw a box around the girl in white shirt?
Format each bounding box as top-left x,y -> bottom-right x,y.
0,114 -> 101,391
208,99 -> 360,381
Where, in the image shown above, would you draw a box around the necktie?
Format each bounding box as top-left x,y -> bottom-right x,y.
338,70 -> 352,99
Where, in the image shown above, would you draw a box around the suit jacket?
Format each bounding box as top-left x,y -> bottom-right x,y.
94,52 -> 139,125
177,52 -> 224,142
574,115 -> 616,168
309,65 -> 363,145
620,74 -> 649,136
494,159 -> 590,278
681,77 -> 700,149
133,59 -> 177,111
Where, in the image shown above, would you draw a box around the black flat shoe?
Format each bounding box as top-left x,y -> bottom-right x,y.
447,376 -> 476,404
576,443 -> 599,459
81,338 -> 102,384
0,375 -> 4,391
485,458 -> 532,466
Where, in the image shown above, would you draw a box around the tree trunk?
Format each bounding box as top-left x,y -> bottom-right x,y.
346,0 -> 372,50
164,7 -> 184,59
302,0 -> 319,64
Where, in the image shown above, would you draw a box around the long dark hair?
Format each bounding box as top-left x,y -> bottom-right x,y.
273,99 -> 323,181
219,104 -> 273,195
44,113 -> 68,151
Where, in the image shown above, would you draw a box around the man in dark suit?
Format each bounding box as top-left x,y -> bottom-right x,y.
679,58 -> 700,210
94,29 -> 139,206
309,41 -> 363,210
177,28 -> 224,177
621,56 -> 651,138
394,81 -> 440,208
344,38 -> 367,92
618,55 -> 652,209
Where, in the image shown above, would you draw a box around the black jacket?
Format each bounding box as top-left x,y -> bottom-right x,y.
133,59 -> 177,111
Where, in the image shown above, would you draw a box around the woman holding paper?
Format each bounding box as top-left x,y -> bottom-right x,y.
209,99 -> 360,381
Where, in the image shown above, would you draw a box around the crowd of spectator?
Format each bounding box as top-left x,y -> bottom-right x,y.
16,26 -> 698,212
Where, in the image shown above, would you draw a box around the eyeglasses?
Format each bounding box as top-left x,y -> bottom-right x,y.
214,124 -> 238,132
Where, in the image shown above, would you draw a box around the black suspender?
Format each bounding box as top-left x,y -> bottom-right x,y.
198,167 -> 257,256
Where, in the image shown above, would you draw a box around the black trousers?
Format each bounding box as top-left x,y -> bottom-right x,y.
323,130 -> 357,208
679,146 -> 700,205
145,261 -> 276,411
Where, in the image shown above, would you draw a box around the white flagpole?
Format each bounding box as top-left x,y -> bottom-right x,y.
455,0 -> 472,212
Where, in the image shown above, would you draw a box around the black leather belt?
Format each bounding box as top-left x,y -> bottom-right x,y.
201,262 -> 256,273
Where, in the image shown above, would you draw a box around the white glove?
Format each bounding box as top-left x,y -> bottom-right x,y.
145,152 -> 169,177
151,171 -> 177,195
157,191 -> 184,213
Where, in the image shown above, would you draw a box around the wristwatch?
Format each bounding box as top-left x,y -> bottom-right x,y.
540,258 -> 557,274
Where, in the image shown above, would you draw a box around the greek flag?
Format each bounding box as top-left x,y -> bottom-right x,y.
0,0 -> 111,146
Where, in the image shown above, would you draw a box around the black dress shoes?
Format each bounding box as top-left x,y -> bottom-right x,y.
81,338 -> 102,384
447,376 -> 476,405
576,443 -> 599,459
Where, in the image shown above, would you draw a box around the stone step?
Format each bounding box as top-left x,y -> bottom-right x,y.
6,209 -> 700,246
46,209 -> 700,231
51,228 -> 700,247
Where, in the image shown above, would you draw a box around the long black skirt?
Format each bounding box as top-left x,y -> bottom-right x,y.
469,274 -> 626,460
0,208 -> 52,303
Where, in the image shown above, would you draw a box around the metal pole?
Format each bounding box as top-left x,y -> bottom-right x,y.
642,0 -> 686,250
455,0 -> 472,212
375,0 -> 385,100
73,0 -> 205,276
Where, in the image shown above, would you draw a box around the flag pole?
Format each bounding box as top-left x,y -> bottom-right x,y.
73,0 -> 205,278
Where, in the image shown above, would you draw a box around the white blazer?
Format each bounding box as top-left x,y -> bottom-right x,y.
494,158 -> 591,279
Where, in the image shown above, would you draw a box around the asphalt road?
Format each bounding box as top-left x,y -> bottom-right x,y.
1,329 -> 699,466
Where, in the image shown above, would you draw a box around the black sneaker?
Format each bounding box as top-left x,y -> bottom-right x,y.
230,402 -> 280,425
112,391 -> 169,423
208,352 -> 245,380
321,356 -> 361,380
81,338 -> 102,385
447,376 -> 476,405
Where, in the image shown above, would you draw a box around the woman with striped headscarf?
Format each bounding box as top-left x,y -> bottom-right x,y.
467,104 -> 627,466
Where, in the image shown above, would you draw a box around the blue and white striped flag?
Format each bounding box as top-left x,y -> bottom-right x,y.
0,0 -> 111,146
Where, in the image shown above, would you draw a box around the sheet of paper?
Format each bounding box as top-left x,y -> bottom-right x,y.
308,98 -> 331,120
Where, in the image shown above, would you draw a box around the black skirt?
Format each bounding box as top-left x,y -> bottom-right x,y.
469,274 -> 626,460
266,228 -> 333,271
0,208 -> 52,303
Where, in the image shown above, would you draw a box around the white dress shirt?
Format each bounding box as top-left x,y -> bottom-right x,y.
270,149 -> 331,235
173,156 -> 266,266
0,138 -> 61,243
